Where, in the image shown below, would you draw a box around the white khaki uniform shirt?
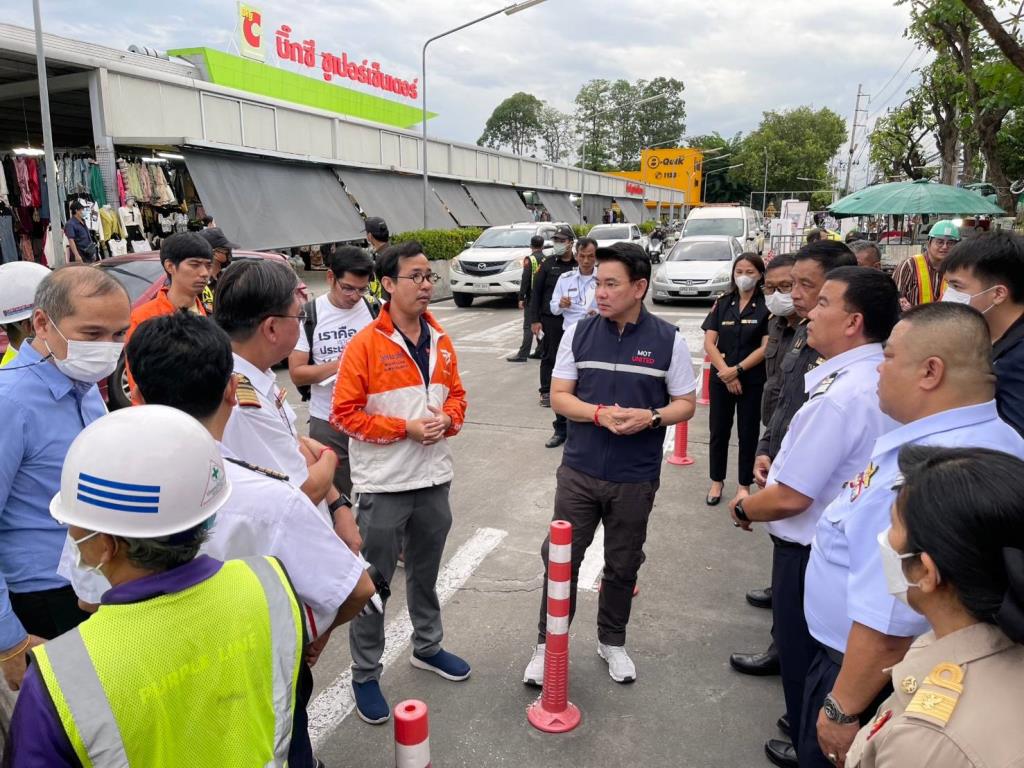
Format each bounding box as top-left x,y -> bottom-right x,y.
765,343 -> 895,545
550,268 -> 598,330
804,400 -> 1024,652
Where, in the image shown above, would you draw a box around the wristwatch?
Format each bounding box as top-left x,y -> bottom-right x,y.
736,363 -> 745,375
327,493 -> 353,523
734,499 -> 750,523
649,408 -> 663,429
823,693 -> 859,725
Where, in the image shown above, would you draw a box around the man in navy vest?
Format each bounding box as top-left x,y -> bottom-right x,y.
523,242 -> 697,685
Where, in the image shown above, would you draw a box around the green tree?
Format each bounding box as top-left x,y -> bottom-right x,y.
477,92 -> 544,156
735,107 -> 847,210
688,132 -> 751,203
574,79 -> 617,170
869,96 -> 934,181
537,105 -> 575,164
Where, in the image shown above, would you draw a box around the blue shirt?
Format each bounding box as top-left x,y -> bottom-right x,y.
63,216 -> 92,252
0,342 -> 107,648
804,401 -> 1024,653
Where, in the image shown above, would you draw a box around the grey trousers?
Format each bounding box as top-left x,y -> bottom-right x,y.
308,416 -> 352,497
350,483 -> 453,683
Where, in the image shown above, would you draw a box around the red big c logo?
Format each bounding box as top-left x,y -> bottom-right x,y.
242,9 -> 262,49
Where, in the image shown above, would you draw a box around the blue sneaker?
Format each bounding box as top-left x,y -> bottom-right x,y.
410,648 -> 471,681
352,680 -> 390,724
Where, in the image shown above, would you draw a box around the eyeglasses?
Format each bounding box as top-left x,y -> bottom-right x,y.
336,283 -> 370,296
762,284 -> 793,295
267,312 -> 307,322
394,272 -> 441,285
932,238 -> 959,248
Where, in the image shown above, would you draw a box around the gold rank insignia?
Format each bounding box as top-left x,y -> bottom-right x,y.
905,662 -> 964,727
845,462 -> 879,502
235,374 -> 262,409
811,372 -> 839,397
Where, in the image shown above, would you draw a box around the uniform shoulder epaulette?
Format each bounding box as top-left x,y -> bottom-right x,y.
235,374 -> 261,408
223,456 -> 289,482
904,662 -> 964,728
811,372 -> 839,397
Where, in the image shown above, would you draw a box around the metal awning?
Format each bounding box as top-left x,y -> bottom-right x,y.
432,180 -> 488,227
582,195 -> 615,227
536,191 -> 578,223
464,183 -> 532,225
337,168 -> 454,233
616,198 -> 646,223
183,150 -> 366,251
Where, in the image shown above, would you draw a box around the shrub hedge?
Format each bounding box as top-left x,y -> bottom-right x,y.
390,228 -> 485,261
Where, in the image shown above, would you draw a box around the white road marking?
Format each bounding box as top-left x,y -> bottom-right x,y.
453,345 -> 517,355
307,527 -> 508,748
577,524 -> 605,592
460,318 -> 523,343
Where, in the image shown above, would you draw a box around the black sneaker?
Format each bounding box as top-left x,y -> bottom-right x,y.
506,355 -> 528,362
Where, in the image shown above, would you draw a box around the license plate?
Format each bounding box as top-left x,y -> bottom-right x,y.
674,287 -> 698,296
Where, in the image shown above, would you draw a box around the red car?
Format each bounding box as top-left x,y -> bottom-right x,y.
97,250 -> 309,409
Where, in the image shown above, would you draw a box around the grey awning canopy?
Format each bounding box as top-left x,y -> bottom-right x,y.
337,168 -> 454,233
464,183 -> 532,225
582,195 -> 615,227
616,198 -> 646,223
537,191 -> 578,224
432,180 -> 488,227
183,151 -> 366,251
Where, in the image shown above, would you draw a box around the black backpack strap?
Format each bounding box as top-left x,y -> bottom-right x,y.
363,295 -> 381,319
303,297 -> 318,364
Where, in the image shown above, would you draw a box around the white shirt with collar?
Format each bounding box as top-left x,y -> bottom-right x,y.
765,343 -> 896,546
804,400 -> 1024,652
550,268 -> 598,330
222,352 -> 309,488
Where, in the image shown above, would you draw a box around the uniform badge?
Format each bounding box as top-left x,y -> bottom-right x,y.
844,462 -> 879,502
811,372 -> 839,397
900,675 -> 918,694
235,374 -> 261,409
867,709 -> 893,741
905,662 -> 964,728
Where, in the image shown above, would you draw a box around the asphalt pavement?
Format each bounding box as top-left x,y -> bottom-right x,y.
279,271 -> 782,768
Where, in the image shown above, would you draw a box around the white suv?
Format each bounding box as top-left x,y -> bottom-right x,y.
449,222 -> 573,308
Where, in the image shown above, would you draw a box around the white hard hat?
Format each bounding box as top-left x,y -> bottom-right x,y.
50,405 -> 231,538
0,262 -> 50,323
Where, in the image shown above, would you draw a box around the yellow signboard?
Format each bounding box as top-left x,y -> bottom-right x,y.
609,147 -> 703,206
238,3 -> 265,62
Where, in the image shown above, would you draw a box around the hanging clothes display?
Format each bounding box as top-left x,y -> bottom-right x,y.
89,164 -> 107,207
0,204 -> 17,264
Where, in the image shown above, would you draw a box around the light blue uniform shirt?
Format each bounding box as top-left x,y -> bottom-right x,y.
550,268 -> 598,330
805,400 -> 1024,653
766,343 -> 896,546
0,342 -> 107,648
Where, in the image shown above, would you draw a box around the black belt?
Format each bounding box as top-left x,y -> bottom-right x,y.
770,535 -> 810,550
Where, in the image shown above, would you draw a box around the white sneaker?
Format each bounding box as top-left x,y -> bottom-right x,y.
523,643 -> 545,686
598,643 -> 636,683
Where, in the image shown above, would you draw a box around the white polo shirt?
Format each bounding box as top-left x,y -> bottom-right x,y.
765,343 -> 895,546
804,400 -> 1024,652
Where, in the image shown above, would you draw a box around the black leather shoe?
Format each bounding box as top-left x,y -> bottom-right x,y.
506,355 -> 528,362
729,645 -> 780,676
746,586 -> 773,609
777,714 -> 791,739
765,738 -> 798,768
545,433 -> 566,448
528,352 -> 542,359
705,494 -> 722,506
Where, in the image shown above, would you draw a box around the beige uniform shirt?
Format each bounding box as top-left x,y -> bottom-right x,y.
848,623 -> 1024,767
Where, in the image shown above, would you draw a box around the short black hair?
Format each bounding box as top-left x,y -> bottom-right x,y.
896,444 -> 1024,643
214,258 -> 298,341
126,312 -> 233,421
327,246 -> 374,280
794,239 -> 857,273
530,235 -> 544,249
849,240 -> 881,262
376,241 -> 425,281
160,232 -> 213,271
825,265 -> 900,343
201,215 -> 214,226
576,237 -> 598,252
942,231 -> 1024,303
595,242 -> 651,283
765,254 -> 796,271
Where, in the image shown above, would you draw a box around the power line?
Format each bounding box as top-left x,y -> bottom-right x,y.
869,46 -> 919,109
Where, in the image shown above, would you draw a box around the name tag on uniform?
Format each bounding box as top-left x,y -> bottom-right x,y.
721,320 -> 736,326
741,319 -> 758,325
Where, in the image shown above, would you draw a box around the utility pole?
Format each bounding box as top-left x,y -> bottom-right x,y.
842,84 -> 868,197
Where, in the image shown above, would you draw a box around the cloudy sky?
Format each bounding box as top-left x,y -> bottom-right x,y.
4,0 -> 924,160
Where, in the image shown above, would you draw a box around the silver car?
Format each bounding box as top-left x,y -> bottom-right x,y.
651,235 -> 744,303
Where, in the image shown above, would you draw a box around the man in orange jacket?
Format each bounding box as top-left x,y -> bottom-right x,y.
331,240 -> 468,726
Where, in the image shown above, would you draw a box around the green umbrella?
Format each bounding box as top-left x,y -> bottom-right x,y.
828,179 -> 1005,218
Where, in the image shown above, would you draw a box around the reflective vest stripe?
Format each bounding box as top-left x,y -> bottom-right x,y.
41,630 -> 127,768
913,254 -> 946,304
243,556 -> 301,765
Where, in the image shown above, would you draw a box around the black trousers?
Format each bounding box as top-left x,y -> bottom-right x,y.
309,416 -> 352,497
10,585 -> 89,640
288,662 -> 316,767
770,538 -> 816,750
797,645 -> 892,766
539,315 -> 567,437
707,375 -> 764,486
536,465 -> 658,646
515,311 -> 541,359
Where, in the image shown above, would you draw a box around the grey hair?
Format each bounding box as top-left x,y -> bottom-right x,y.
34,265 -> 128,324
849,240 -> 881,261
118,526 -> 210,572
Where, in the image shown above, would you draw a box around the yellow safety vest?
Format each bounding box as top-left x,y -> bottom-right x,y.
912,254 -> 946,304
33,557 -> 303,768
0,345 -> 16,368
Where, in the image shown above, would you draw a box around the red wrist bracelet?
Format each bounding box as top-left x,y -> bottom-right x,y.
593,404 -> 605,426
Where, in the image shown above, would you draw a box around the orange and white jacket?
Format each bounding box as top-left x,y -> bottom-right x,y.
330,305 -> 467,494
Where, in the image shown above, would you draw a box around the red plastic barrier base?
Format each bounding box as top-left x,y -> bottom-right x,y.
667,422 -> 695,466
697,355 -> 711,406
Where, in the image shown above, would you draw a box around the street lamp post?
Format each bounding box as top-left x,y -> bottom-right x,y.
32,0 -> 65,266
761,146 -> 769,214
421,0 -> 547,228
702,164 -> 743,204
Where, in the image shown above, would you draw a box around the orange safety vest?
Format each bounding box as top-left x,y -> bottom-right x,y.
912,254 -> 946,304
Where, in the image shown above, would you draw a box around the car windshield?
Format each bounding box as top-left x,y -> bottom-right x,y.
683,218 -> 744,238
96,261 -> 167,303
591,226 -> 631,240
667,241 -> 734,262
472,229 -> 538,248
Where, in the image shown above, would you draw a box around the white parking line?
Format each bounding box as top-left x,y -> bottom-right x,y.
306,527 -> 508,748
577,524 -> 605,592
460,318 -> 523,344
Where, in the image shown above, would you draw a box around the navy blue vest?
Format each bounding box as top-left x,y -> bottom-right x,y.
562,307 -> 678,483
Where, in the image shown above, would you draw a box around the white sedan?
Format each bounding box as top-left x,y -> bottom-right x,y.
587,223 -> 649,253
651,235 -> 744,303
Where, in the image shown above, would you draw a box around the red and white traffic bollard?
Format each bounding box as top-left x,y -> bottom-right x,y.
394,699 -> 431,768
666,421 -> 695,466
528,520 -> 581,733
698,355 -> 711,406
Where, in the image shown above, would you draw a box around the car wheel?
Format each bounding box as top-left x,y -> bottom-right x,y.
108,356 -> 132,410
452,292 -> 474,308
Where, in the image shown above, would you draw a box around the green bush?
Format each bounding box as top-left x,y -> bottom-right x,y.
391,228 -> 485,261
640,220 -> 658,235
572,224 -> 592,238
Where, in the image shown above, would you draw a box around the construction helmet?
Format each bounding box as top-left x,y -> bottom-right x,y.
928,220 -> 961,241
0,262 -> 50,324
50,405 -> 231,537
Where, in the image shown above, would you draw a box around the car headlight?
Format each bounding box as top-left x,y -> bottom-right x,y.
714,271 -> 731,282
505,259 -> 523,272
451,259 -> 465,274
654,266 -> 667,283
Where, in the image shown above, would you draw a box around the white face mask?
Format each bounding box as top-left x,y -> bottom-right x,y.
736,275 -> 759,293
877,528 -> 922,606
45,316 -> 124,383
67,530 -> 104,574
941,284 -> 998,313
765,291 -> 795,317
551,242 -> 568,256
